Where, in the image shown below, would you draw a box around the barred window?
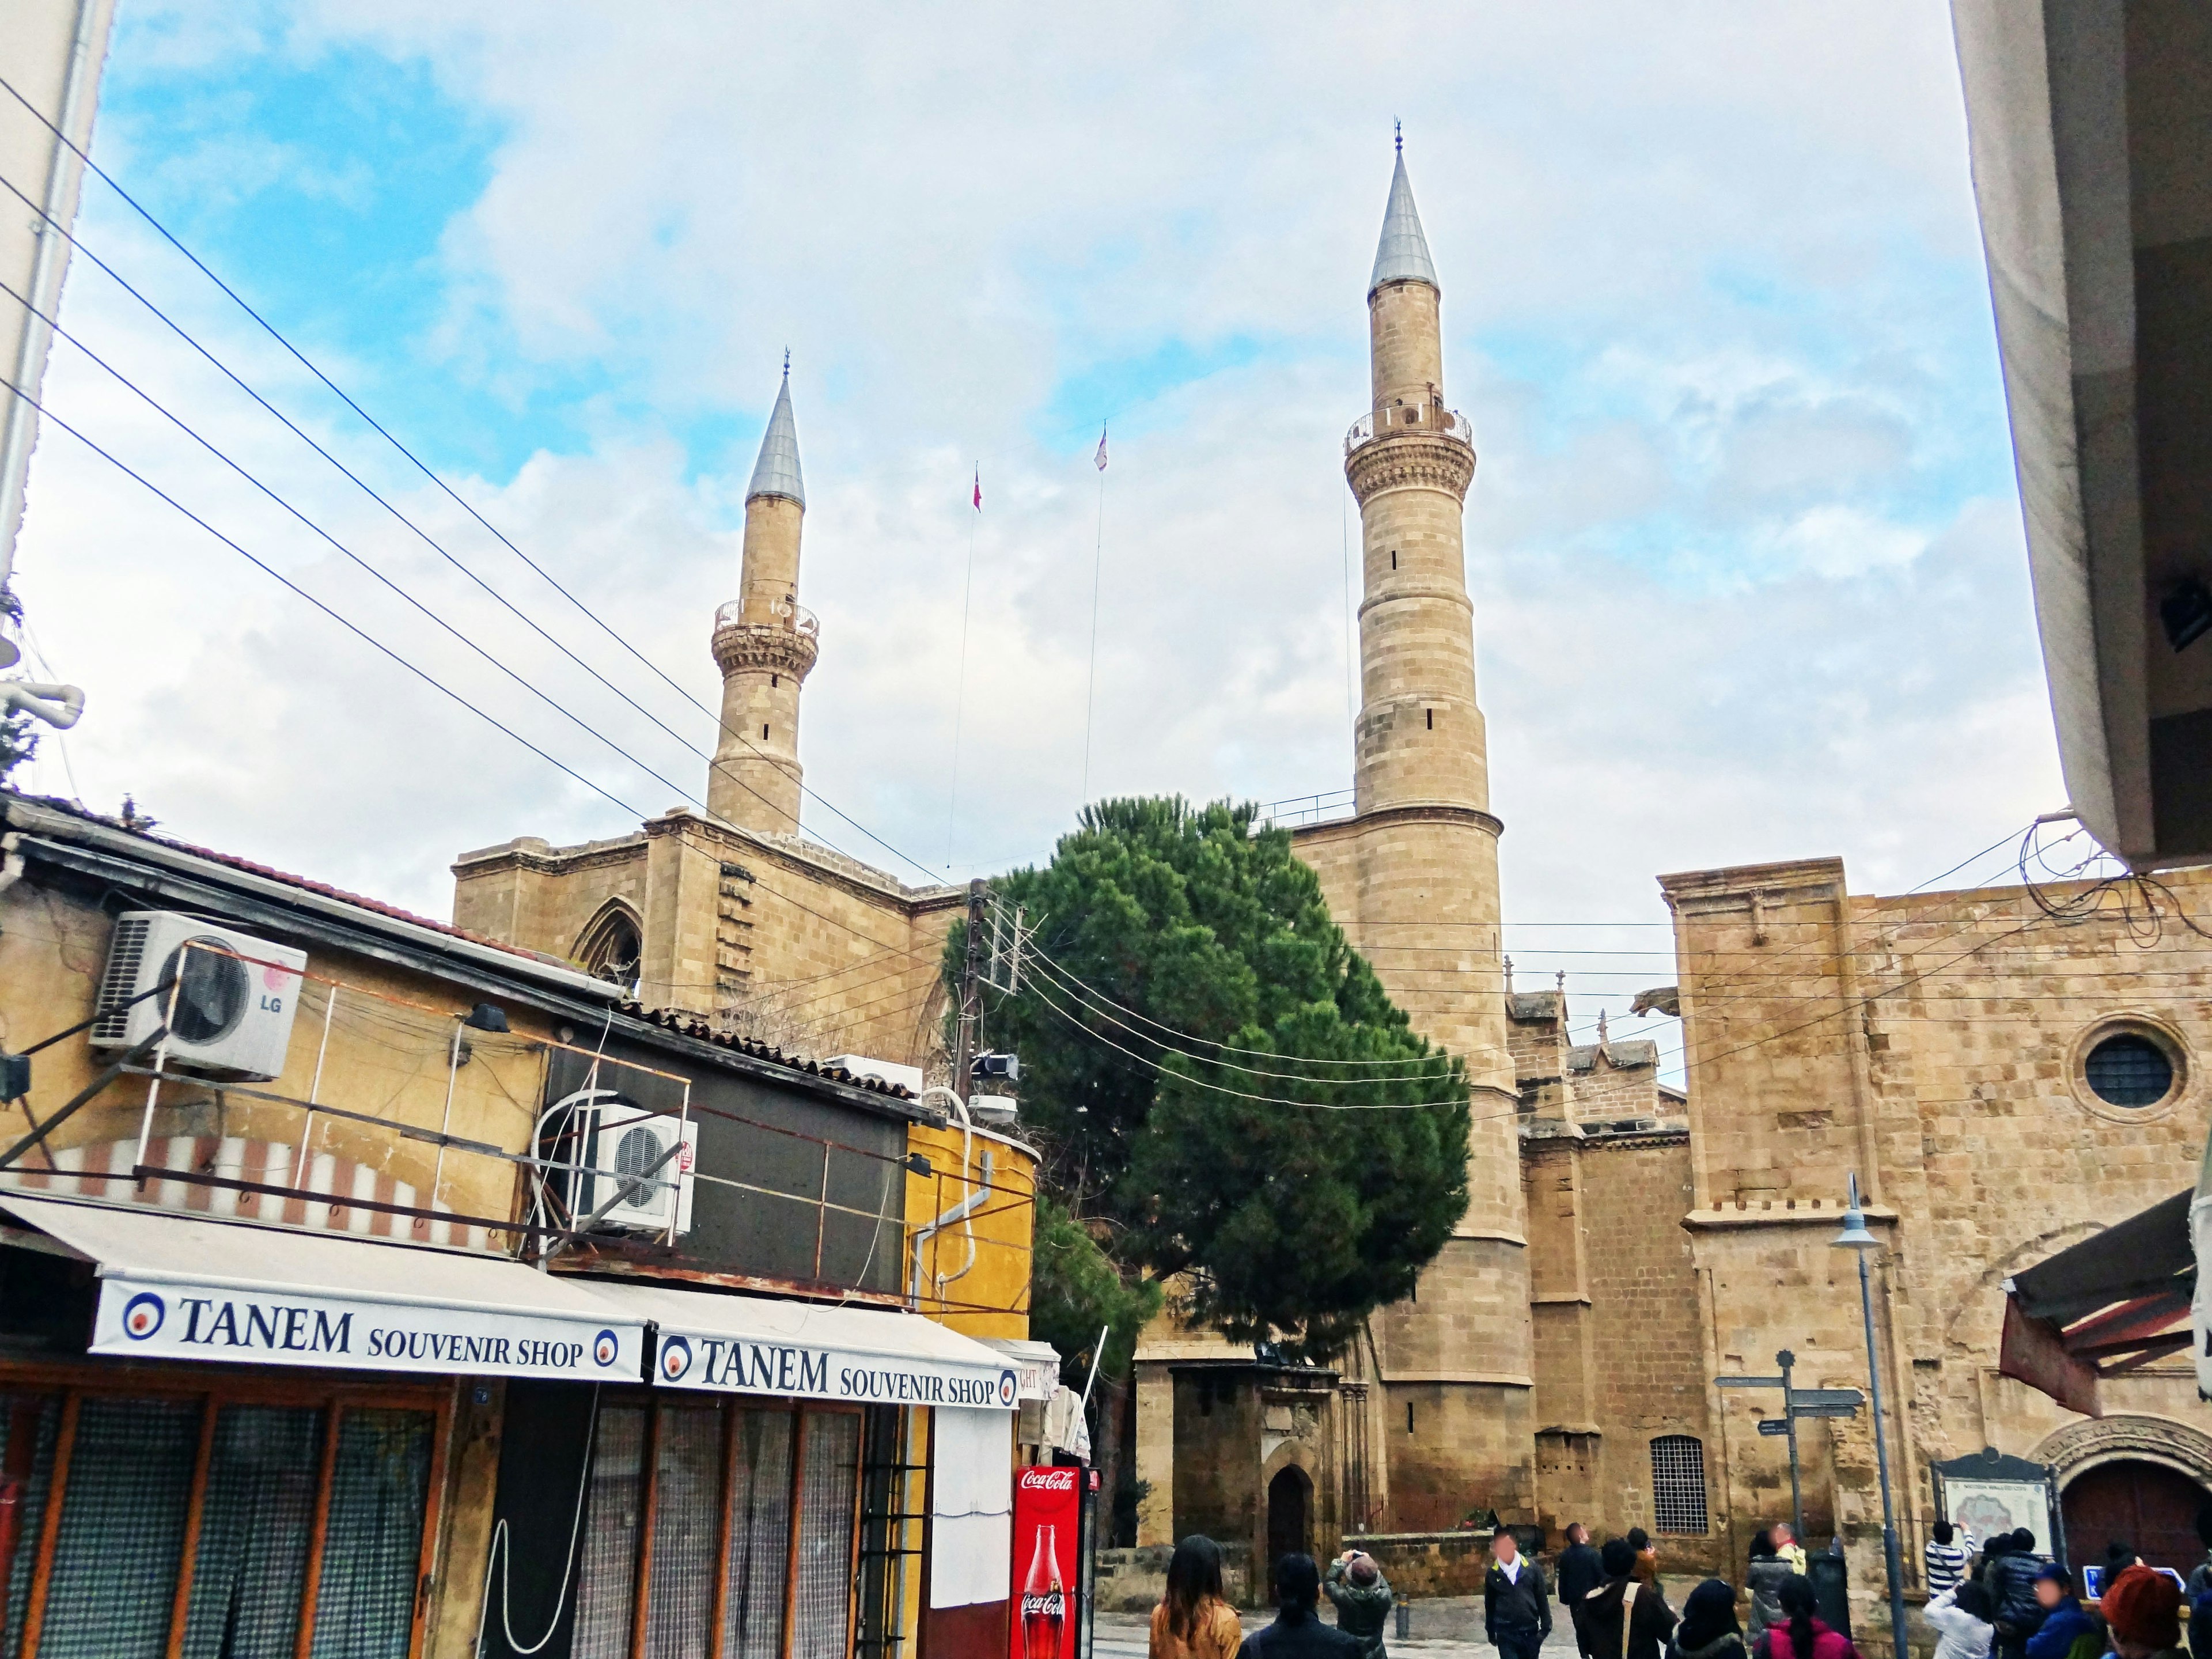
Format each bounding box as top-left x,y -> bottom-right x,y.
1651,1434 -> 1708,1534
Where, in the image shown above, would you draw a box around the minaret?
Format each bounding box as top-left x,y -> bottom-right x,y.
1344,138 -> 1534,1525
708,361 -> 817,834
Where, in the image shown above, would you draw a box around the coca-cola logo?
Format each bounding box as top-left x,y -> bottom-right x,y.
1018,1468 -> 1078,1491
1021,1592 -> 1065,1615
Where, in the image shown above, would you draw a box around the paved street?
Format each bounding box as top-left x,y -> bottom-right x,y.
1092,1596 -> 1588,1658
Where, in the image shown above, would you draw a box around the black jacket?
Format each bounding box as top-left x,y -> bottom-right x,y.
1558,1543 -> 1607,1609
1487,1559 -> 1554,1637
1238,1610 -> 1362,1658
1578,1578 -> 1678,1659
1988,1555 -> 2048,1638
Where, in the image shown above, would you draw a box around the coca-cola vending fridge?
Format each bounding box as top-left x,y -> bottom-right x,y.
1009,1465 -> 1082,1659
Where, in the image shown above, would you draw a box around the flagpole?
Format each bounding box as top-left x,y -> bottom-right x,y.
1081,422 -> 1107,809
946,467 -> 979,871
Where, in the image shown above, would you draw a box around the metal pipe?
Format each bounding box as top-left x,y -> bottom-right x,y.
1855,1224 -> 1910,1659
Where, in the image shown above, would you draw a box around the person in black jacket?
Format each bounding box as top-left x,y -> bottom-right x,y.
1581,1538 -> 1678,1659
1987,1529 -> 2050,1659
1238,1553 -> 1359,1657
1486,1531 -> 1553,1659
1558,1525 -> 1607,1657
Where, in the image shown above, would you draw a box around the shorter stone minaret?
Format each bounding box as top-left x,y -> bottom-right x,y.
708,362 -> 817,834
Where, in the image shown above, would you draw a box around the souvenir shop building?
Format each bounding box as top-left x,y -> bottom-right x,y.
0,791 -> 1043,1659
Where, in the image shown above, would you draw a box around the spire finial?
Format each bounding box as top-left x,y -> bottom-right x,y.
1503,953 -> 1514,993
1394,118 -> 1402,155
1598,1009 -> 1609,1044
782,347 -> 790,380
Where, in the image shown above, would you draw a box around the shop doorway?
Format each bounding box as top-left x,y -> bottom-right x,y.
1267,1465 -> 1312,1571
2063,1459 -> 2211,1577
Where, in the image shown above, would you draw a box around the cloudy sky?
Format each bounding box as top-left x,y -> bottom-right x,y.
3,1 -> 2069,1063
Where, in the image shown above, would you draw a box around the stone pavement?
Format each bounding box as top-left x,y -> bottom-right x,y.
1091,1596 -> 1587,1658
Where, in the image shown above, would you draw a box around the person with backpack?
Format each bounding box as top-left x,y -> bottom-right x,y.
1926,1522 -> 1971,1599
1667,1579 -> 1749,1659
1752,1575 -> 1861,1659
1580,1538 -> 1679,1659
1745,1533 -> 1791,1644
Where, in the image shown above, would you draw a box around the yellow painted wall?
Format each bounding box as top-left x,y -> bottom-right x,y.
904,1118 -> 1034,1340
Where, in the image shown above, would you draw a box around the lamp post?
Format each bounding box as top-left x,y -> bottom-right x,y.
1834,1173 -> 1909,1659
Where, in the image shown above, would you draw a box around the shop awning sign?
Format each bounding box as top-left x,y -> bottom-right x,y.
92,1274 -> 642,1381
593,1279 -> 1018,1408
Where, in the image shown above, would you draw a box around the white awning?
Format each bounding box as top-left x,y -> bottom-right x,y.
0,1193 -> 646,1382
586,1279 -> 1018,1409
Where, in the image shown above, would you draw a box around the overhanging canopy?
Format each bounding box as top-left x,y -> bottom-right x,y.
586,1279 -> 1017,1408
2000,1188 -> 2195,1416
0,1192 -> 647,1381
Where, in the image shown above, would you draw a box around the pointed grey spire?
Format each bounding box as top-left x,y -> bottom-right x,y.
1369,149 -> 1439,296
746,362 -> 805,508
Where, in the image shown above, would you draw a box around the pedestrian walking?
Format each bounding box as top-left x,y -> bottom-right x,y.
1667,1579 -> 1748,1659
1770,1525 -> 1808,1574
1486,1530 -> 1552,1659
1558,1524 -> 1607,1659
2024,1565 -> 2099,1659
2103,1566 -> 2187,1659
1926,1522 -> 1971,1597
1923,1580 -> 1995,1659
1323,1551 -> 1392,1659
1580,1537 -> 1678,1659
1745,1533 -> 1791,1643
1152,1535 -> 1247,1659
1751,1575 -> 1860,1659
1237,1553 -> 1359,1657
1987,1529 -> 2050,1659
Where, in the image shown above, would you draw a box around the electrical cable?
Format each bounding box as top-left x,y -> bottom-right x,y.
0,96 -> 948,886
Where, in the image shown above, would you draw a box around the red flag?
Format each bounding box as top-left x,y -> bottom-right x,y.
972,467 -> 982,512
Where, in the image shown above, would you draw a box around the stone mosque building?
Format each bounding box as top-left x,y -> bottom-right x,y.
450,149 -> 2212,1624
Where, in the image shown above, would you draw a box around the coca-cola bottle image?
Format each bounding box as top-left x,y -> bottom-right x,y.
1019,1521 -> 1065,1659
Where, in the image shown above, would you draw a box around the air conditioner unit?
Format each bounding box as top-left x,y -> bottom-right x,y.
546,1093 -> 698,1236
90,911 -> 306,1081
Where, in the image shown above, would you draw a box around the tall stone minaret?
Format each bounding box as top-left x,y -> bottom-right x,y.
709,363 -> 816,834
1345,139 -> 1534,1526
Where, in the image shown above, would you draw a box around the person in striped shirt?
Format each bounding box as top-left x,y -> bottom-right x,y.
1927,1522 -> 1972,1597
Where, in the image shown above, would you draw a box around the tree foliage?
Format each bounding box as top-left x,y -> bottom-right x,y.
1027,1195 -> 1164,1391
953,797 -> 1471,1362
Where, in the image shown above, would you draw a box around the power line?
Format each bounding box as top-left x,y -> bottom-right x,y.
0,87 -> 948,887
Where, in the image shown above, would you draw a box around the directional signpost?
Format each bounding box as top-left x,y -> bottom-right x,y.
1715,1351 -> 1865,1544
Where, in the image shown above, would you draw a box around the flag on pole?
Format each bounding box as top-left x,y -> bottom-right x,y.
972,467 -> 982,512
1094,423 -> 1108,472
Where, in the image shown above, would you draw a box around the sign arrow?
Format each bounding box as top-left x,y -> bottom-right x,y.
1788,1403 -> 1863,1419
1758,1419 -> 1793,1437
1717,1375 -> 1786,1389
1788,1388 -> 1865,1410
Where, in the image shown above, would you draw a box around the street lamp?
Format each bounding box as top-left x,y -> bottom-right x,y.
1833,1173 -> 1909,1659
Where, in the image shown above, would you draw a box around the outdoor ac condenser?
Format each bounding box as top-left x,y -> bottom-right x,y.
89,911 -> 306,1081
554,1097 -> 698,1236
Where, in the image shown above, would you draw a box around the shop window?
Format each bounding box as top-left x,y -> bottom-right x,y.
0,1382 -> 441,1659
1650,1433 -> 1707,1534
535,1395 -> 872,1659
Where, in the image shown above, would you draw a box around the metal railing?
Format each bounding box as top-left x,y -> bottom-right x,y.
1345,403 -> 1473,454
1253,788 -> 1357,830
713,598 -> 820,637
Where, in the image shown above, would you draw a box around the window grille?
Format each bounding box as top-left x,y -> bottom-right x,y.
183,1404 -> 321,1658
37,1396 -> 201,1657
309,1409 -> 433,1659
1650,1434 -> 1707,1534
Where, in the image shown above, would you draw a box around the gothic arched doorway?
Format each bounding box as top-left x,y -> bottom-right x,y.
1267,1465 -> 1312,1570
2063,1459 -> 2211,1577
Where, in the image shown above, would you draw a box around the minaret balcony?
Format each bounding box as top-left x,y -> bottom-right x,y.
711,601 -> 820,680
1345,402 -> 1472,454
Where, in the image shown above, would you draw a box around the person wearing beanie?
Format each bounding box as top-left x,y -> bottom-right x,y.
1578,1537 -> 1677,1659
2024,1565 -> 2097,1659
2102,1565 -> 2184,1659
1323,1550 -> 1393,1659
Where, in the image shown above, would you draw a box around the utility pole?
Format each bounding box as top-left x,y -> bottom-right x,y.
952,878 -> 986,1100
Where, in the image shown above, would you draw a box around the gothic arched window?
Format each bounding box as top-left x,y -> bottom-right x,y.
575,902 -> 643,991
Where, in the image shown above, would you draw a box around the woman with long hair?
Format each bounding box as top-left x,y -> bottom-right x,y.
1752,1575 -> 1862,1659
1150,1534 -> 1244,1659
